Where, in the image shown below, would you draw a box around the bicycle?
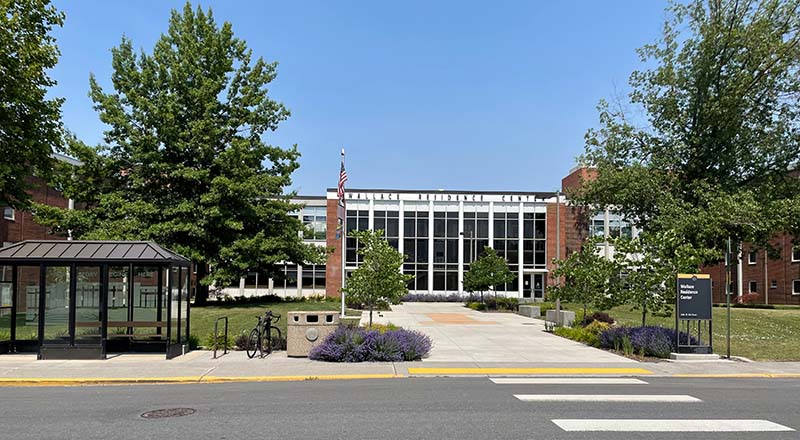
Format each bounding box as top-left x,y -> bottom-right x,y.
246,310 -> 283,359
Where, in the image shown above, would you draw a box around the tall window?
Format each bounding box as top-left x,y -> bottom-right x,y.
345,209 -> 369,265
463,203 -> 489,271
433,209 -> 459,292
301,264 -> 326,291
493,206 -> 519,292
793,246 -> 800,262
301,206 -> 326,241
523,210 -> 546,268
794,280 -> 800,295
748,250 -> 757,265
373,208 -> 399,250
590,212 -> 632,238
403,206 -> 429,291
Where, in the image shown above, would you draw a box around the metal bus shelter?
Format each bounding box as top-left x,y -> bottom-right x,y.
0,240 -> 191,360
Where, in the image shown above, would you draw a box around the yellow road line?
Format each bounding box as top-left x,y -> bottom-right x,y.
0,374 -> 405,387
407,367 -> 653,376
673,373 -> 800,379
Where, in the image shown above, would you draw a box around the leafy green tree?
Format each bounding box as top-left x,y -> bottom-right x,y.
549,237 -> 621,322
343,229 -> 413,327
35,3 -> 324,302
0,0 -> 64,209
576,0 -> 800,264
463,246 -> 516,305
612,232 -> 713,326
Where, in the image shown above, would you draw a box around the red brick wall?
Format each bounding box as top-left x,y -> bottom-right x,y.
703,235 -> 800,305
561,167 -> 598,194
1,176 -> 68,244
325,199 -> 343,298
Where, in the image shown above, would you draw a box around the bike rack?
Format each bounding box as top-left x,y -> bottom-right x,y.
213,316 -> 228,359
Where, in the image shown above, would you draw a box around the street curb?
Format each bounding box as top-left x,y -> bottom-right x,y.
671,373 -> 800,379
406,367 -> 654,376
0,374 -> 406,387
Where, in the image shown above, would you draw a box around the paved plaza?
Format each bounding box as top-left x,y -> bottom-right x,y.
363,302 -> 637,363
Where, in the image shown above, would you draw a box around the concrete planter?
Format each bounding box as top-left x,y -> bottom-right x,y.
545,310 -> 575,327
518,305 -> 541,318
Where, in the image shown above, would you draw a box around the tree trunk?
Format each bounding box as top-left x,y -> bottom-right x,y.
194,261 -> 209,305
641,300 -> 647,327
369,304 -> 373,328
582,303 -> 587,324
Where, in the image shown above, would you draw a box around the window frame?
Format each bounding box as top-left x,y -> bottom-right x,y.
748,250 -> 757,265
3,207 -> 14,221
793,279 -> 800,296
748,280 -> 758,294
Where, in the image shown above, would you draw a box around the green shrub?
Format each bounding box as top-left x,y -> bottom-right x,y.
554,326 -> 600,347
187,334 -> 200,350
205,332 -> 232,350
466,302 -> 486,311
367,323 -> 402,333
234,331 -> 250,350
538,302 -> 555,317
584,320 -> 611,336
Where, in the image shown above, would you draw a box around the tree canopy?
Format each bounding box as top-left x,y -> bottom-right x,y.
463,246 -> 516,303
35,2 -> 324,300
549,237 -> 621,321
576,0 -> 800,262
0,0 -> 64,209
343,229 -> 413,327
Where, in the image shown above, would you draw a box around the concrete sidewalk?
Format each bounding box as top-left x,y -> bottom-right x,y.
1,350 -> 800,386
364,302 -> 635,363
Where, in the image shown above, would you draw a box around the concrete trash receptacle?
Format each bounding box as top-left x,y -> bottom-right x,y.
287,311 -> 340,357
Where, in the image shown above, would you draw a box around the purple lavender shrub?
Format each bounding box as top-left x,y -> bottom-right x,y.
599,326 -> 698,358
309,326 -> 433,362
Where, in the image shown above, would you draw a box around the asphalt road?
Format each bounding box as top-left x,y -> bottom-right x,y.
4,377 -> 800,440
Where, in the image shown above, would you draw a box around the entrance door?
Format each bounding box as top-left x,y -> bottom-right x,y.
522,275 -> 532,298
533,273 -> 546,300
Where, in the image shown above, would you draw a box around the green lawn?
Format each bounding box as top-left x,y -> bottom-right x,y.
561,303 -> 800,361
190,301 -> 361,346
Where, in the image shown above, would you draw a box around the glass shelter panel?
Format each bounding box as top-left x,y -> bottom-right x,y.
107,266 -> 130,335
74,266 -> 101,345
0,265 -> 11,344
180,268 -> 189,344
133,266 -> 161,335
15,266 -> 39,342
170,267 -> 180,344
43,266 -> 70,344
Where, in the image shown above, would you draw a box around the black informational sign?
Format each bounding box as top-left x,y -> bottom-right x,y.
677,274 -> 712,320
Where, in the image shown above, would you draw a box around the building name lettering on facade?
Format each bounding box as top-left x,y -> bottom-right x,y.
341,192 -> 541,202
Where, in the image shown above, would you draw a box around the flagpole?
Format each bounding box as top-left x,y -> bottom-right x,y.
340,148 -> 346,318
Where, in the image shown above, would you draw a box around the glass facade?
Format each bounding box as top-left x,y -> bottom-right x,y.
403,202 -> 429,291
433,205 -> 459,292
493,204 -> 519,292
329,195 -> 553,298
345,208 -> 369,265
463,203 -> 490,270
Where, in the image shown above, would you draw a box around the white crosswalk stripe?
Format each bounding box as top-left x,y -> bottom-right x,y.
490,377 -> 647,385
496,376 -> 794,432
515,394 -> 700,402
552,419 -> 795,432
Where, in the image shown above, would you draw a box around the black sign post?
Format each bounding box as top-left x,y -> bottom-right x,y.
675,274 -> 713,354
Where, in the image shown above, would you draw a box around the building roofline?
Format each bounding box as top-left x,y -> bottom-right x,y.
325,188 -> 558,197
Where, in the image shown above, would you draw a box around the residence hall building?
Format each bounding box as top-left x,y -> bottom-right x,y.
241,166 -> 636,301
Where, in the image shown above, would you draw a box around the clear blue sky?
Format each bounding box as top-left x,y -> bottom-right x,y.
50,0 -> 666,195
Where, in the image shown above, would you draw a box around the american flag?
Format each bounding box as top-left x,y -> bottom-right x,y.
337,149 -> 348,203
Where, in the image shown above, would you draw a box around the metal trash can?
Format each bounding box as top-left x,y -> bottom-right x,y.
286,311 -> 340,357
